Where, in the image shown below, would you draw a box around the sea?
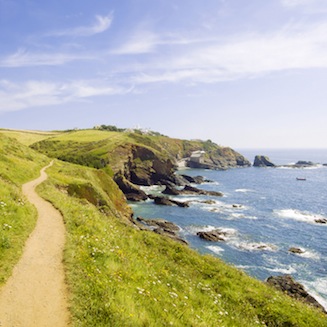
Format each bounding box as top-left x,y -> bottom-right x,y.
130,149 -> 327,309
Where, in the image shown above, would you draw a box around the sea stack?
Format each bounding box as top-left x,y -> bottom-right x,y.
253,155 -> 276,167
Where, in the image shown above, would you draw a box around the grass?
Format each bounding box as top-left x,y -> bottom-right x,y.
37,159 -> 327,327
0,134 -> 48,285
1,130 -> 326,326
0,128 -> 62,146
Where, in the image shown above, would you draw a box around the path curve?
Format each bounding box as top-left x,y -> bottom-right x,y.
0,161 -> 70,327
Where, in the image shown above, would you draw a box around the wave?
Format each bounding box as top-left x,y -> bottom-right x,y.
274,209 -> 327,224
265,266 -> 297,275
230,241 -> 278,252
235,189 -> 254,193
288,247 -> 320,260
140,185 -> 165,194
300,278 -> 327,311
206,245 -> 224,255
230,213 -> 258,220
185,225 -> 238,238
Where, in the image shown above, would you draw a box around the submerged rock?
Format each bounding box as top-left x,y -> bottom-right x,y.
266,275 -> 326,313
253,155 -> 276,167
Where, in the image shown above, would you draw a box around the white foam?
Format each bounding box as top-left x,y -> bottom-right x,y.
231,241 -> 278,252
265,266 -> 297,274
275,209 -> 327,224
230,213 -> 258,220
140,185 -> 165,194
300,278 -> 327,311
206,245 -> 225,255
289,247 -> 321,260
235,189 -> 253,193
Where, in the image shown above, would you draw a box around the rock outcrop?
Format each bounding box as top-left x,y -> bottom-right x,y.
136,217 -> 187,245
253,155 -> 276,167
197,229 -> 228,242
288,247 -> 305,254
114,174 -> 148,201
266,275 -> 326,313
149,195 -> 189,207
162,185 -> 223,197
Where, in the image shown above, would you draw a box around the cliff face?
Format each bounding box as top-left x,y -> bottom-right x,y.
31,130 -> 251,197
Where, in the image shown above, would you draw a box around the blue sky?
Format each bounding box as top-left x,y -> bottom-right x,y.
1,0 -> 327,148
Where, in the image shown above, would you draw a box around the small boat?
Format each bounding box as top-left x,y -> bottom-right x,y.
296,177 -> 306,181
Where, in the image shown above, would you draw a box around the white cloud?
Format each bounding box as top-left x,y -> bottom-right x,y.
0,48 -> 92,67
0,79 -> 130,112
130,22 -> 327,85
50,13 -> 113,37
112,31 -> 159,55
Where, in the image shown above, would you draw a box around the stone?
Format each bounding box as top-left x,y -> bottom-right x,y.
266,275 -> 326,313
136,217 -> 188,245
152,196 -> 189,208
114,174 -> 148,201
288,247 -> 305,254
253,155 -> 276,167
182,185 -> 223,197
315,218 -> 327,224
197,229 -> 228,242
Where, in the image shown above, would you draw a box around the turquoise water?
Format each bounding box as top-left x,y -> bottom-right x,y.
131,149 -> 327,309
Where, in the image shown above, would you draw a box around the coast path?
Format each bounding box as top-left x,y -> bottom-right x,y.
0,161 -> 70,327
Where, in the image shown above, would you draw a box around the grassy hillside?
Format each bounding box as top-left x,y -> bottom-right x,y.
0,134 -> 48,284
1,130 -> 327,326
38,161 -> 327,326
0,128 -> 62,146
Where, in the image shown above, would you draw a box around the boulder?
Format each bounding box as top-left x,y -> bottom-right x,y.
253,155 -> 276,167
197,229 -> 228,242
315,218 -> 327,224
136,217 -> 187,245
114,174 -> 148,201
288,247 -> 304,254
180,175 -> 211,184
162,185 -> 181,196
182,185 -> 223,197
136,217 -> 180,231
266,275 -> 326,313
152,196 -> 189,208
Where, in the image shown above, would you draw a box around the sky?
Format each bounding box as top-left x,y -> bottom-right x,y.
1,0 -> 327,149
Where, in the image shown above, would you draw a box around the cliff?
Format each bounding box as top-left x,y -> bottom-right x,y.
30,129 -> 250,198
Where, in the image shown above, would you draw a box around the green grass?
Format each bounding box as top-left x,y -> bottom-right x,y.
37,160 -> 327,327
0,128 -> 62,146
0,134 -> 48,285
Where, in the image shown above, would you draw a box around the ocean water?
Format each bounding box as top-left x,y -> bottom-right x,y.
131,149 -> 327,309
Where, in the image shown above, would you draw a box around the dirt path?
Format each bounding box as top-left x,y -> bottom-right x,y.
0,161 -> 70,327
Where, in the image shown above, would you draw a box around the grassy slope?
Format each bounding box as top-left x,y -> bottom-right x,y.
38,160 -> 327,327
1,130 -> 326,326
30,129 -> 228,169
0,129 -> 62,146
0,134 -> 48,284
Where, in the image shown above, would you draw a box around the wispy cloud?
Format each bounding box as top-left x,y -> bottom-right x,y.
50,13 -> 113,37
130,22 -> 327,85
112,30 -> 159,55
0,79 -> 130,112
0,48 -> 92,67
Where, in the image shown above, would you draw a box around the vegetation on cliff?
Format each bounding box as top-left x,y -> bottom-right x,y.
1,129 -> 326,326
